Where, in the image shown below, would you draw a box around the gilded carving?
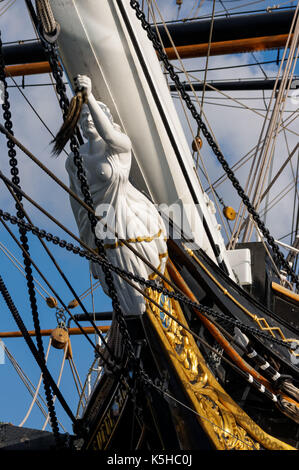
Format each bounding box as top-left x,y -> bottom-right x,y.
145,275 -> 295,451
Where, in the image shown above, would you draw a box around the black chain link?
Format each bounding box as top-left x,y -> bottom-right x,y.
0,32 -> 61,445
129,0 -> 299,290
43,41 -> 139,366
1,208 -> 296,353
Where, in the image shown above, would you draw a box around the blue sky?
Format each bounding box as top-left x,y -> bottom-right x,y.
0,0 -> 298,434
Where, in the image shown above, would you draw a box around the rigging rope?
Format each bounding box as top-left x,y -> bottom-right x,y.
199,0 -> 216,120
229,4 -> 299,247
0,240 -> 49,300
1,342 -> 67,431
129,0 -> 299,289
20,338 -> 52,427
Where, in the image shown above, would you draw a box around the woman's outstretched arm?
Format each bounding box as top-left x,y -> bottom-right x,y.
75,75 -> 131,153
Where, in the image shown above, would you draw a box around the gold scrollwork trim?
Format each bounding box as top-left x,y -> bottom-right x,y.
95,229 -> 166,250
145,271 -> 295,451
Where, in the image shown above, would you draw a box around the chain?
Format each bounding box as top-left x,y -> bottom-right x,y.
129,0 -> 299,289
55,307 -> 67,329
42,41 -> 139,368
0,32 -> 61,445
1,209 -> 297,353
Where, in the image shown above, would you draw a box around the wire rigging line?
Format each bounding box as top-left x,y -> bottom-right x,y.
282,129 -> 299,205
218,0 -> 230,17
0,213 -> 106,365
198,0 -> 274,18
259,143 -> 299,203
171,92 -> 298,112
89,269 -> 97,346
251,51 -> 268,79
2,176 -> 115,365
68,356 -> 84,399
68,356 -> 88,409
184,0 -> 205,20
0,0 -> 16,17
170,58 -> 291,75
206,108 -> 299,193
169,76 -> 232,241
170,64 -> 299,138
6,71 -> 69,156
19,338 -> 52,428
76,356 -> 98,419
146,380 -> 258,450
0,240 -> 50,300
278,230 -> 298,241
152,0 -> 277,24
1,342 -> 66,431
0,233 -> 100,310
259,181 -> 297,219
243,9 -> 299,242
199,0 -> 216,120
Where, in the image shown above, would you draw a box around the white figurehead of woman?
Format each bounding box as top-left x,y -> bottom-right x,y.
65,74 -> 168,316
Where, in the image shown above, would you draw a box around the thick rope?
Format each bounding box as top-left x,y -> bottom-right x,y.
19,338 -> 52,427
35,0 -> 56,35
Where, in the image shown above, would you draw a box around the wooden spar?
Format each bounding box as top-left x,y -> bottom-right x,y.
4,61 -> 51,77
2,35 -> 291,77
164,34 -> 292,59
2,9 -> 294,75
0,326 -> 110,338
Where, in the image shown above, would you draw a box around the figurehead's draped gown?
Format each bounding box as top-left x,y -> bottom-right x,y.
65,137 -> 168,318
